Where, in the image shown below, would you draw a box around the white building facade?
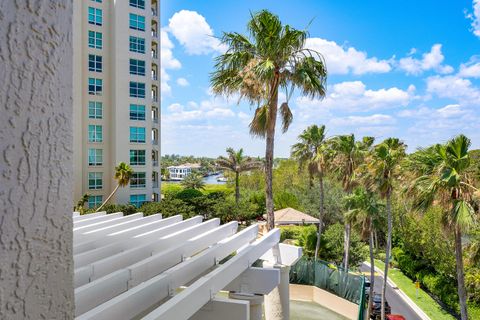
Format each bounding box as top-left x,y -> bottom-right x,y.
73,0 -> 161,208
167,163 -> 201,180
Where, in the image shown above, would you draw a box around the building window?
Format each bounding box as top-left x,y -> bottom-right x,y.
88,172 -> 103,190
88,31 -> 102,49
88,195 -> 103,208
88,78 -> 102,95
88,101 -> 103,119
88,54 -> 102,72
129,127 -> 146,143
88,148 -> 103,166
130,104 -> 146,120
129,82 -> 145,98
129,13 -> 145,31
129,0 -> 145,9
92,0 -> 102,3
129,59 -> 145,76
130,149 -> 146,165
130,194 -> 146,207
130,172 -> 146,188
129,36 -> 145,53
88,7 -> 102,26
88,125 -> 103,142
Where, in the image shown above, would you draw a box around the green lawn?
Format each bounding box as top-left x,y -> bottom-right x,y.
373,260 -> 455,320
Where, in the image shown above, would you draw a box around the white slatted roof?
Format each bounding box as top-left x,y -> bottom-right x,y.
72,212 -> 299,320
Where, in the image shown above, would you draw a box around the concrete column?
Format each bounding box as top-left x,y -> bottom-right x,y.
0,0 -> 74,319
229,292 -> 264,320
264,263 -> 291,320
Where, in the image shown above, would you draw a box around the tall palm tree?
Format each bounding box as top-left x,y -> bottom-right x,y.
181,172 -> 206,190
291,124 -> 331,260
210,10 -> 328,230
216,147 -> 263,204
364,138 -> 406,320
330,134 -> 374,271
407,135 -> 477,320
344,188 -> 383,319
96,162 -> 134,212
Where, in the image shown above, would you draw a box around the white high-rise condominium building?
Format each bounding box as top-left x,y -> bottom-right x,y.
73,0 -> 161,209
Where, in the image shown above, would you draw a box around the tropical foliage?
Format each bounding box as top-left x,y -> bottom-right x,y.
96,162 -> 134,212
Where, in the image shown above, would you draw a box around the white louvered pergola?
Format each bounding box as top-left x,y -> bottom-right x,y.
72,211 -> 302,320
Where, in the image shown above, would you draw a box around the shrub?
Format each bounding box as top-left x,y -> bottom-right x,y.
100,204 -> 138,215
139,201 -> 162,216
175,188 -> 203,201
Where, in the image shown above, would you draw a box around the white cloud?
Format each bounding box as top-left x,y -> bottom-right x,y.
466,0 -> 480,37
164,97 -> 236,123
168,10 -> 226,55
398,44 -> 453,75
176,77 -> 190,86
161,29 -> 181,94
426,75 -> 480,103
305,38 -> 392,75
296,81 -> 414,118
329,114 -> 396,126
458,56 -> 480,78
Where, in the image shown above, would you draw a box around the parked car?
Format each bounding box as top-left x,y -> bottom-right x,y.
364,277 -> 371,301
370,293 -> 391,320
387,315 -> 406,320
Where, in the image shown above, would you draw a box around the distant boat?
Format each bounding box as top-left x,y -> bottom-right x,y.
216,176 -> 228,182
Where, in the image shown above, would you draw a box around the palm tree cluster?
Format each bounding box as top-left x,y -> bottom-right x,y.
291,126 -> 478,320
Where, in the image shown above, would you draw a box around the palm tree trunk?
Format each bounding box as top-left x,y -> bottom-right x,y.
96,184 -> 119,212
381,191 -> 392,320
315,175 -> 325,261
454,225 -> 469,320
343,222 -> 351,271
235,171 -> 240,205
368,221 -> 375,320
265,78 -> 279,231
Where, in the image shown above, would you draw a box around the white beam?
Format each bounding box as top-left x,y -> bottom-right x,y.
74,216 -> 203,269
224,267 -> 280,295
73,213 -> 143,234
73,211 -> 107,221
73,213 -> 162,243
74,221 -> 236,315
73,215 -> 182,255
189,297 -> 249,320
142,229 -> 280,320
73,212 -> 123,229
75,225 -> 259,319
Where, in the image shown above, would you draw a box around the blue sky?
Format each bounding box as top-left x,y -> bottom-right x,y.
160,0 -> 480,157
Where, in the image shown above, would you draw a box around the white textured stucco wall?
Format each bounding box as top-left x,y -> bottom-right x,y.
0,1 -> 74,319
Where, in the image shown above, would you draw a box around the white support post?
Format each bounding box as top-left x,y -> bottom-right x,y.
224,267 -> 280,295
73,212 -> 124,229
263,262 -> 291,320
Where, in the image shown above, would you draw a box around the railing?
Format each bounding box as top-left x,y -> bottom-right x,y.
152,74 -> 158,81
152,96 -> 158,103
152,160 -> 158,167
151,8 -> 158,17
151,51 -> 158,59
152,139 -> 158,145
152,181 -> 159,188
151,31 -> 158,39
152,117 -> 159,124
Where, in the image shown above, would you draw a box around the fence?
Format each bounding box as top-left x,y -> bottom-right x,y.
290,258 -> 366,320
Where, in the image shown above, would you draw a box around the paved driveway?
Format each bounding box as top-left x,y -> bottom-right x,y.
360,263 -> 422,320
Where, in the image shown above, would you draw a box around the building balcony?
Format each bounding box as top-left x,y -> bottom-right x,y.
152,180 -> 159,188
152,74 -> 158,81
152,96 -> 158,103
151,51 -> 158,59
153,160 -> 158,167
151,8 -> 158,17
152,117 -> 159,124
151,31 -> 158,39
152,138 -> 159,145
